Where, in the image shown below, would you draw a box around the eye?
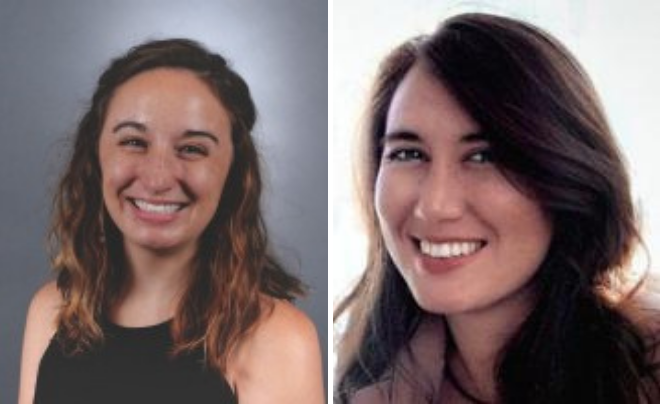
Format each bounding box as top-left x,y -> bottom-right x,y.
178,144 -> 208,157
465,148 -> 494,164
384,148 -> 428,163
118,137 -> 147,149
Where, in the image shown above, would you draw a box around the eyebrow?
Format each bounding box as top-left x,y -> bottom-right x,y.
182,130 -> 219,144
382,130 -> 420,144
113,121 -> 147,134
112,121 -> 219,144
382,130 -> 490,145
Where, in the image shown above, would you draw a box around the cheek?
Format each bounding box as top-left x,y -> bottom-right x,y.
374,171 -> 393,228
512,201 -> 552,265
486,181 -> 553,265
191,161 -> 231,204
99,150 -> 135,198
374,169 -> 412,232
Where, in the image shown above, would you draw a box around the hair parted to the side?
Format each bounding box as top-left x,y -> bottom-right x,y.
50,38 -> 304,372
335,13 -> 660,403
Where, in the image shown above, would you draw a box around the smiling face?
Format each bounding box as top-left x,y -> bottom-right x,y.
375,64 -> 553,316
98,68 -> 233,255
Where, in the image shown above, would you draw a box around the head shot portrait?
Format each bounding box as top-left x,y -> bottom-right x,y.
0,2 -> 327,403
333,3 -> 660,403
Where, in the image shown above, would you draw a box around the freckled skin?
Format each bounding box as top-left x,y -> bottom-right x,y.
375,64 -> 553,316
98,68 -> 234,256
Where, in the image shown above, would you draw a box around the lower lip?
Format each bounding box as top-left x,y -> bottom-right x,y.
129,201 -> 181,224
417,248 -> 483,275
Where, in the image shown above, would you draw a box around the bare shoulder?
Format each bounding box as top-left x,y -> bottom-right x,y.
229,298 -> 324,404
18,281 -> 62,404
28,281 -> 62,322
23,281 -> 61,347
259,298 -> 319,346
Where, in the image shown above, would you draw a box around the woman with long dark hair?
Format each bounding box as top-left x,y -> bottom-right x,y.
335,13 -> 660,403
19,38 -> 324,404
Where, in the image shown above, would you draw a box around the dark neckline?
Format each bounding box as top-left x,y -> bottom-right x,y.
103,318 -> 173,335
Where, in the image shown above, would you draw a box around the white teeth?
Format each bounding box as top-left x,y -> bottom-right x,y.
133,199 -> 182,214
420,240 -> 483,259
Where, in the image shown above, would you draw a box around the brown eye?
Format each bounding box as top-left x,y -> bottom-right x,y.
178,144 -> 208,157
119,138 -> 147,149
385,148 -> 428,163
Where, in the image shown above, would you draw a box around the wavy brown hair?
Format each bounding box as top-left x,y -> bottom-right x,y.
335,13 -> 660,403
50,38 -> 304,372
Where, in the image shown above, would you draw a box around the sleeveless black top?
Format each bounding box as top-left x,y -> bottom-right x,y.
34,319 -> 238,404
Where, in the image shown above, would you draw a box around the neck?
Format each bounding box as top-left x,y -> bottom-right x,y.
445,286 -> 536,402
112,241 -> 197,326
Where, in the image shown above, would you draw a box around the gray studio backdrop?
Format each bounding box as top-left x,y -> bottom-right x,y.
0,0 -> 327,401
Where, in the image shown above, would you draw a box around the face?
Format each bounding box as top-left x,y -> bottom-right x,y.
98,68 -> 233,255
375,64 -> 553,316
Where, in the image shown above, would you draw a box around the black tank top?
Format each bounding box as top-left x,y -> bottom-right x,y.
34,319 -> 238,404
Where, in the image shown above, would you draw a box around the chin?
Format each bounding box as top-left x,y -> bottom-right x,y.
136,241 -> 179,253
126,233 -> 189,253
411,290 -> 481,316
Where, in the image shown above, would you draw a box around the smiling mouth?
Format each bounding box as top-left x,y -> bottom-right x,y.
129,198 -> 187,214
417,239 -> 486,259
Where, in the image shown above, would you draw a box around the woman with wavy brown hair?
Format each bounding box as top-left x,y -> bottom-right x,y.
335,13 -> 660,403
18,38 -> 323,404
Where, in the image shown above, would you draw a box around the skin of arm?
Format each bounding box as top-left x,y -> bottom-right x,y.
227,298 -> 325,404
18,281 -> 61,404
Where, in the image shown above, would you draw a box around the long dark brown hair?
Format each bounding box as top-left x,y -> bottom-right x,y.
335,13 -> 660,403
50,38 -> 304,372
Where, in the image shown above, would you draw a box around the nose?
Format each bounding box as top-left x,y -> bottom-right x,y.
138,146 -> 181,194
413,163 -> 466,222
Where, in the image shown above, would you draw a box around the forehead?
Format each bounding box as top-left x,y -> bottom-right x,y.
105,68 -> 230,130
385,63 -> 480,140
